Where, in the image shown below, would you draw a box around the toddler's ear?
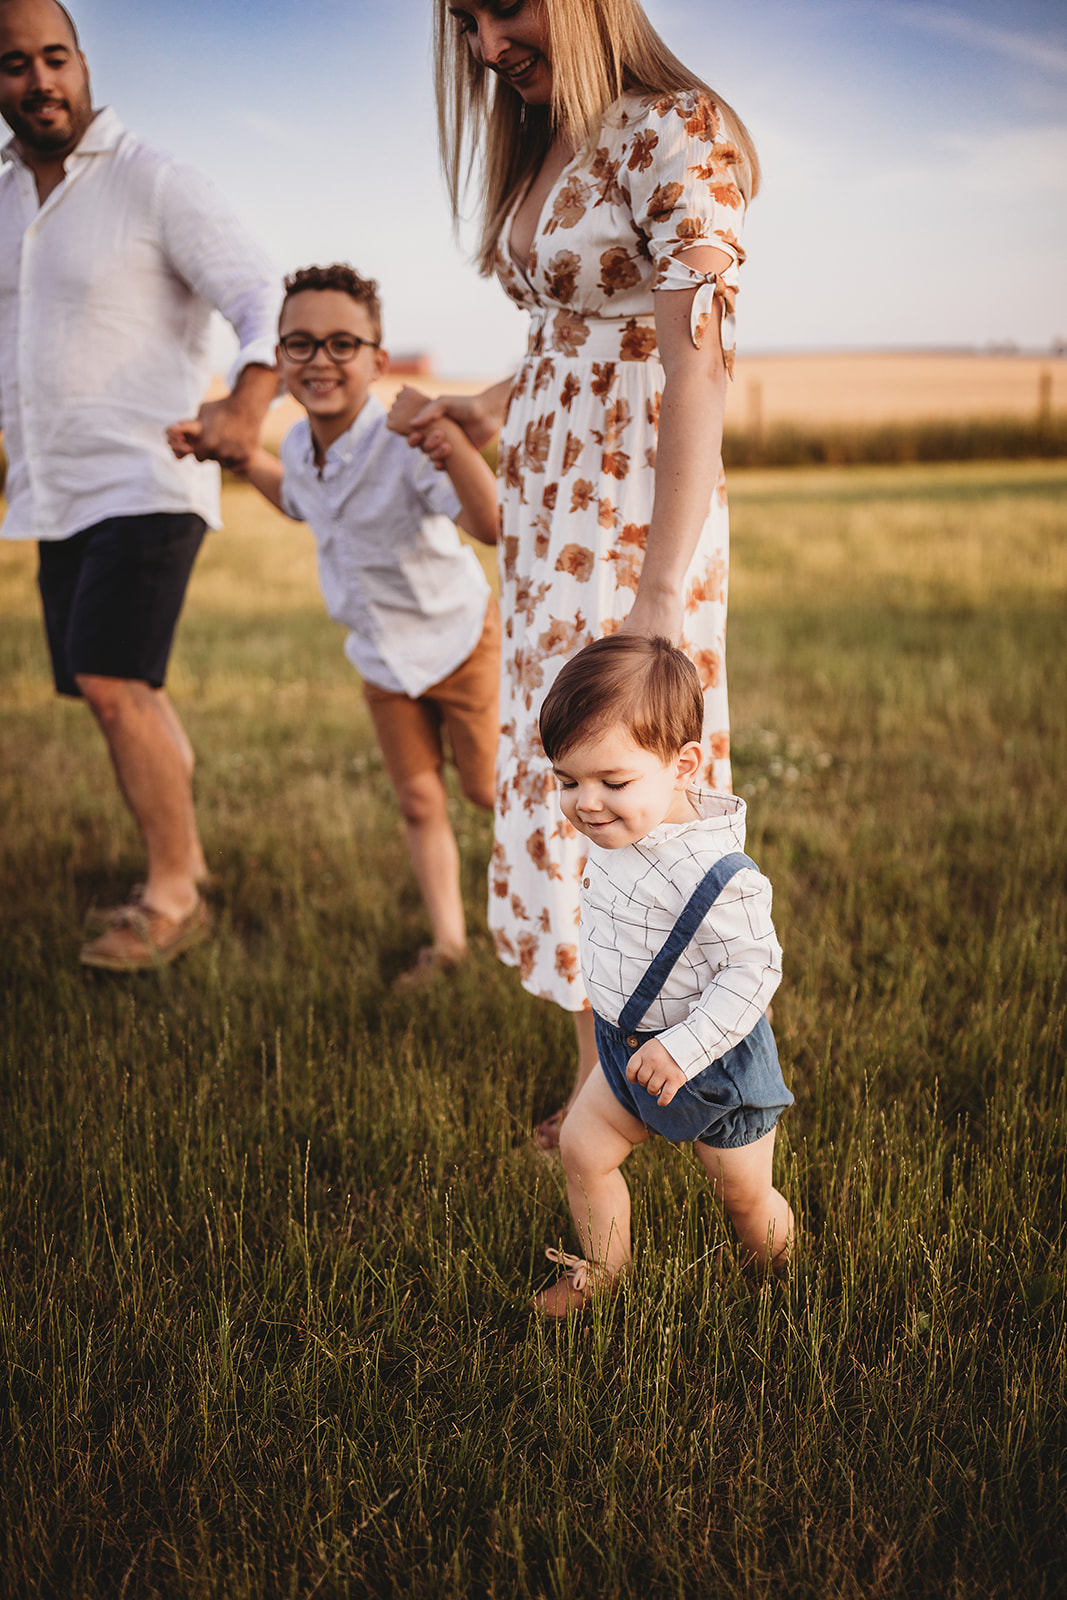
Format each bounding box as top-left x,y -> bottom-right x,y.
675,741 -> 703,786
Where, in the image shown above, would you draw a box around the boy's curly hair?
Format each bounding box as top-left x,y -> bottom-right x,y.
281,264 -> 382,342
539,634 -> 704,765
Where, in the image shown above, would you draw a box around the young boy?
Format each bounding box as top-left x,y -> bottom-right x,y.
172,264 -> 500,985
534,634 -> 794,1316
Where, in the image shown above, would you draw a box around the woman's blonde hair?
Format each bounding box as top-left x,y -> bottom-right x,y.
433,0 -> 760,276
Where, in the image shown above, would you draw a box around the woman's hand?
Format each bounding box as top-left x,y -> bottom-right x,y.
404,378 -> 513,467
619,587 -> 685,645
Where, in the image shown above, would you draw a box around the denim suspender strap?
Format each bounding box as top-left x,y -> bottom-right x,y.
617,852 -> 759,1034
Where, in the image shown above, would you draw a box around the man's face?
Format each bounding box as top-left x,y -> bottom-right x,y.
0,0 -> 92,160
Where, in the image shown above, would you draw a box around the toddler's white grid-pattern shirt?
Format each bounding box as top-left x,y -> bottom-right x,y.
579,789 -> 782,1079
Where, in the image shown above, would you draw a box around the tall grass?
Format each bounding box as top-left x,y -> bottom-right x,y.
1,462 -> 1065,1597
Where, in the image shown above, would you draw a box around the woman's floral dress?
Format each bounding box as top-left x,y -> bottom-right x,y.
489,88 -> 746,1011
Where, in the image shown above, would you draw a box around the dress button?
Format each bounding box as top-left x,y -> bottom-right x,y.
626,1035 -> 639,1048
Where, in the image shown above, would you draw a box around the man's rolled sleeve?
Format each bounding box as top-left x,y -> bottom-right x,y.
156,161 -> 281,377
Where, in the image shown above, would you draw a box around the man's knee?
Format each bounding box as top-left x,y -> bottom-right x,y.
75,673 -> 151,723
394,768 -> 447,825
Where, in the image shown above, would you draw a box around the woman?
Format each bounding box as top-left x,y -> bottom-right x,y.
409,0 -> 758,1146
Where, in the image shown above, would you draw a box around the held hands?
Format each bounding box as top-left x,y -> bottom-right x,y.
385,384 -> 432,437
625,1039 -> 688,1107
391,390 -> 502,470
166,392 -> 266,473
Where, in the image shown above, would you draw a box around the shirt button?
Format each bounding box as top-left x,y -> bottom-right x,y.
626,1035 -> 639,1048
582,877 -> 590,888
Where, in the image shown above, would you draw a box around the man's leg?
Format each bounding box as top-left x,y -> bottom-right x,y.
75,674 -> 201,921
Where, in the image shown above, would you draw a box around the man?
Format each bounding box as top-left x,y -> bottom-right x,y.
0,0 -> 281,968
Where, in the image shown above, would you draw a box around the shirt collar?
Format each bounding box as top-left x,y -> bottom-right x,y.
306,392 -> 385,470
2,104 -> 124,170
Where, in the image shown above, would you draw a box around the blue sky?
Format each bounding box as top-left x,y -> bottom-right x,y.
57,0 -> 1067,374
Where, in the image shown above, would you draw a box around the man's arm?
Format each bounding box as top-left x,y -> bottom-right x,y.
158,160 -> 282,471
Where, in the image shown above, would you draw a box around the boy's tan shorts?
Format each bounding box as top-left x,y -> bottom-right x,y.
362,597 -> 501,804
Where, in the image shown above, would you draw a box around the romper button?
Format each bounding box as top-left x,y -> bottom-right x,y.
626,1035 -> 639,1048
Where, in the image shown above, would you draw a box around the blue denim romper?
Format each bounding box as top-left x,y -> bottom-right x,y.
595,851 -> 794,1149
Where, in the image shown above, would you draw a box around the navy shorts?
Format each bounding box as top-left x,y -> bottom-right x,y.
595,1011 -> 794,1149
37,511 -> 207,697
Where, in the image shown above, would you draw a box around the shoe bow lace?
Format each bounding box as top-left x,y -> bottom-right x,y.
544,1247 -> 590,1292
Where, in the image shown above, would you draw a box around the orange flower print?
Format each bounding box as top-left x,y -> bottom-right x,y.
715,468 -> 728,507
555,944 -> 580,982
692,143 -> 741,181
527,829 -> 563,880
708,182 -> 742,210
645,181 -> 684,223
523,412 -> 554,472
510,893 -> 529,921
543,250 -> 580,304
538,908 -> 552,933
503,534 -> 519,582
552,310 -> 590,357
517,932 -> 539,978
532,357 -> 556,397
603,398 -> 632,445
598,498 -> 619,530
544,175 -> 590,233
590,147 -> 625,206
598,246 -> 641,297
554,543 -> 595,581
605,548 -> 642,593
644,446 -> 658,470
709,730 -> 730,761
560,373 -> 581,410
620,319 -> 658,361
513,646 -> 546,709
562,431 -> 584,474
600,615 -> 623,637
646,392 -> 662,429
627,128 -> 658,172
691,647 -> 722,689
601,449 -> 630,480
685,553 -> 727,610
542,481 -> 558,512
683,95 -> 720,141
493,928 -> 517,961
502,443 -> 524,493
591,363 -> 617,398
570,479 -> 595,512
539,612 -> 589,656
491,841 -> 510,899
693,310 -> 714,348
532,513 -> 551,561
618,522 -> 648,549
676,217 -> 709,247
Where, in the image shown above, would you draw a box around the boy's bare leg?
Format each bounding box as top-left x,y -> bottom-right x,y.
556,1067 -> 649,1281
694,1127 -> 794,1272
76,674 -> 201,921
534,1009 -> 599,1151
394,767 -> 467,958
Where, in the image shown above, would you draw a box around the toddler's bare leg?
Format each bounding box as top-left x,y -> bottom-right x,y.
694,1127 -> 793,1272
558,1067 -> 648,1276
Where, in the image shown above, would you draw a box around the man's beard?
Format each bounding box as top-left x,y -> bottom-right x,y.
11,96 -> 90,156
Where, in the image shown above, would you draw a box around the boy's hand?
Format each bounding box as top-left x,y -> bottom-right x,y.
625,1040 -> 688,1106
167,418 -> 203,459
386,385 -> 433,437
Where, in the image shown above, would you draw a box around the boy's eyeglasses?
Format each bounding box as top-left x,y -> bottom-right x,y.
279,333 -> 379,364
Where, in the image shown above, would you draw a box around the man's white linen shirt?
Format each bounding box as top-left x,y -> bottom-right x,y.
0,107 -> 280,542
279,396 -> 491,697
579,790 -> 783,1078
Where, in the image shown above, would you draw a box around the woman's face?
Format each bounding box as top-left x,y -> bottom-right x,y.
446,2 -> 553,106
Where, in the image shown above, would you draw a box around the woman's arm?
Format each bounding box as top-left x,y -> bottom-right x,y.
399,377 -> 514,466
621,244 -> 732,644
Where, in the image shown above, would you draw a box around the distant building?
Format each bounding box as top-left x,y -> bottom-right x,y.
388,352 -> 434,376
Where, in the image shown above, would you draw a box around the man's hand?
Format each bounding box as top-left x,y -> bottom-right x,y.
167,363 -> 277,471
625,1039 -> 688,1106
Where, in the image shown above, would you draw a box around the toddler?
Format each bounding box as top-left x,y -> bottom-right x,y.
535,633 -> 794,1316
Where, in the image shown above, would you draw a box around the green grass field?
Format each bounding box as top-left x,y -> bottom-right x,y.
1,461 -> 1065,1598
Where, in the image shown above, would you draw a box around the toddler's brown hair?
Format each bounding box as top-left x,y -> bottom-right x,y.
539,634 -> 703,764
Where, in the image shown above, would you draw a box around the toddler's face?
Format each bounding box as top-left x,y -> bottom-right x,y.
551,723 -> 702,849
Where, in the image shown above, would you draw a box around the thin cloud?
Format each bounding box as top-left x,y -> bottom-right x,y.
894,5 -> 1067,76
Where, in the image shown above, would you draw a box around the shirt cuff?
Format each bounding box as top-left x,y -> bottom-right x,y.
656,1018 -> 729,1080
226,337 -> 279,388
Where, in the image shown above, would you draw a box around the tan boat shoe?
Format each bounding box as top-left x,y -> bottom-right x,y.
391,944 -> 466,993
533,1249 -> 621,1319
80,895 -> 209,971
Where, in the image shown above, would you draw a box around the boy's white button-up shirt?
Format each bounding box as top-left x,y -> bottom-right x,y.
0,107 -> 280,542
579,790 -> 783,1078
279,396 -> 491,697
